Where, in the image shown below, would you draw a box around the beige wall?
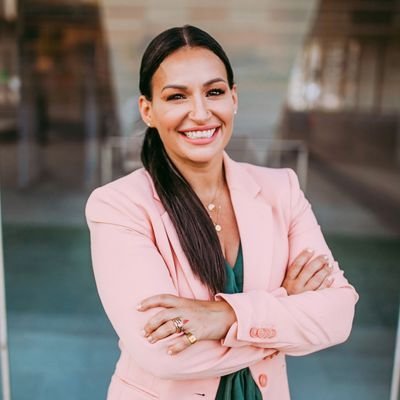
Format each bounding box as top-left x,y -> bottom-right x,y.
99,0 -> 318,146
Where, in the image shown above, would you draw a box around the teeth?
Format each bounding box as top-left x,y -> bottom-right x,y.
184,128 -> 216,139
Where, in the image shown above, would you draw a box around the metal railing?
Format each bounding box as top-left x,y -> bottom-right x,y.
100,135 -> 308,192
101,135 -> 144,185
226,137 -> 308,191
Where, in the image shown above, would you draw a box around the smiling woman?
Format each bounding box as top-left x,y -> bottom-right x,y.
139,45 -> 237,169
86,25 -> 358,400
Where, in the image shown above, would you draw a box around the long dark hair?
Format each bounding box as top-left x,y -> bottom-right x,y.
139,25 -> 235,295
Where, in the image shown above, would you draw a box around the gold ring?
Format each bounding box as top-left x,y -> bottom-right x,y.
185,332 -> 197,345
172,318 -> 184,333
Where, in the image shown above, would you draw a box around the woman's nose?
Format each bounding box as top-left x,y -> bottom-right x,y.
189,98 -> 211,122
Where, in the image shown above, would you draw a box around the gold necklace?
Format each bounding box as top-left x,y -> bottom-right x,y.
206,179 -> 223,233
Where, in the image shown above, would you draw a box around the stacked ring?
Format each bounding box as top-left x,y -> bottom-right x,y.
185,332 -> 197,345
172,317 -> 184,333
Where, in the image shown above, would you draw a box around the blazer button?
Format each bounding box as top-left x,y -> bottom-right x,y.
257,328 -> 267,339
258,373 -> 268,387
267,328 -> 276,338
250,328 -> 258,338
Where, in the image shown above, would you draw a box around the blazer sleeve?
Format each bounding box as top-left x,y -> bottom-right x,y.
86,186 -> 277,381
216,169 -> 359,355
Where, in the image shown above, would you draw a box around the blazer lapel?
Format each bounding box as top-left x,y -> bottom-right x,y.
145,171 -> 210,299
224,153 -> 274,292
145,153 -> 274,297
161,211 -> 211,300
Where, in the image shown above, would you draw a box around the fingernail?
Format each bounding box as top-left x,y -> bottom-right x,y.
328,262 -> 334,269
136,303 -> 142,310
167,350 -> 173,355
327,276 -> 334,282
323,255 -> 329,261
147,336 -> 154,343
306,248 -> 314,253
141,330 -> 147,337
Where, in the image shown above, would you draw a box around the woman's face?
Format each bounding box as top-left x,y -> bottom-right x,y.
139,46 -> 238,168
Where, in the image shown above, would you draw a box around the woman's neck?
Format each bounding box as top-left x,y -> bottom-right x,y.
171,154 -> 226,201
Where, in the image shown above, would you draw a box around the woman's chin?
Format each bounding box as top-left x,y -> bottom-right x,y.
178,133 -> 230,164
164,148 -> 213,168
181,146 -> 225,165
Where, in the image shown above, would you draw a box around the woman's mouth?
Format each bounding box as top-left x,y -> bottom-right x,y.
179,126 -> 220,144
183,128 -> 216,139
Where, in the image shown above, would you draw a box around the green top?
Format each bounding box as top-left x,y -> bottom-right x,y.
215,243 -> 263,400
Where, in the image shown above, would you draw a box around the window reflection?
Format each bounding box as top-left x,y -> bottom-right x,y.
288,37 -> 399,113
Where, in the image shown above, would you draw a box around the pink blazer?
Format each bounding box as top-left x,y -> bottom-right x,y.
86,152 -> 358,400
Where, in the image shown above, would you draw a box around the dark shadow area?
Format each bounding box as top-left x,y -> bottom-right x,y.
0,0 -> 118,190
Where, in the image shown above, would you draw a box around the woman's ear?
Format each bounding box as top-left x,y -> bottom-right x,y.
138,95 -> 153,127
231,84 -> 238,113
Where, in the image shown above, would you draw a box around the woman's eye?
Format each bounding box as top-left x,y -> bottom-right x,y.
207,88 -> 225,96
166,93 -> 185,101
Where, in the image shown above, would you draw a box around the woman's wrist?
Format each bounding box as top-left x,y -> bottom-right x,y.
212,299 -> 237,339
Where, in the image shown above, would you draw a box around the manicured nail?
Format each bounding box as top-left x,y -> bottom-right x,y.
147,335 -> 154,343
167,349 -> 173,355
136,303 -> 142,310
323,255 -> 329,261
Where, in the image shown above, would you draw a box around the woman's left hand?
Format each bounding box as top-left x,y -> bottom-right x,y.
137,294 -> 236,355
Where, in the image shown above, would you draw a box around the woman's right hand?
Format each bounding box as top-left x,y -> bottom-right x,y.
282,249 -> 334,295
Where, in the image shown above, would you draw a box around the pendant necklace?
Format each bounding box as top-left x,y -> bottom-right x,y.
206,179 -> 223,233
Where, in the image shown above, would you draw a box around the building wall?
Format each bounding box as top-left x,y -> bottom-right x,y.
283,0 -> 400,166
99,0 -> 319,146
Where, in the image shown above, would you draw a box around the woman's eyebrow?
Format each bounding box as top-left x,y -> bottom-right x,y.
161,78 -> 227,93
203,77 -> 226,86
161,84 -> 187,92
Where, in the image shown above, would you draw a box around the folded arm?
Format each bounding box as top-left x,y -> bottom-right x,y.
86,187 -> 276,380
217,169 -> 359,355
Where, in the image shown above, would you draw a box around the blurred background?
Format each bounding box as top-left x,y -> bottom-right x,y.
0,0 -> 399,399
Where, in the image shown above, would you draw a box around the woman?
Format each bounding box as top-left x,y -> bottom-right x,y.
86,25 -> 358,400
